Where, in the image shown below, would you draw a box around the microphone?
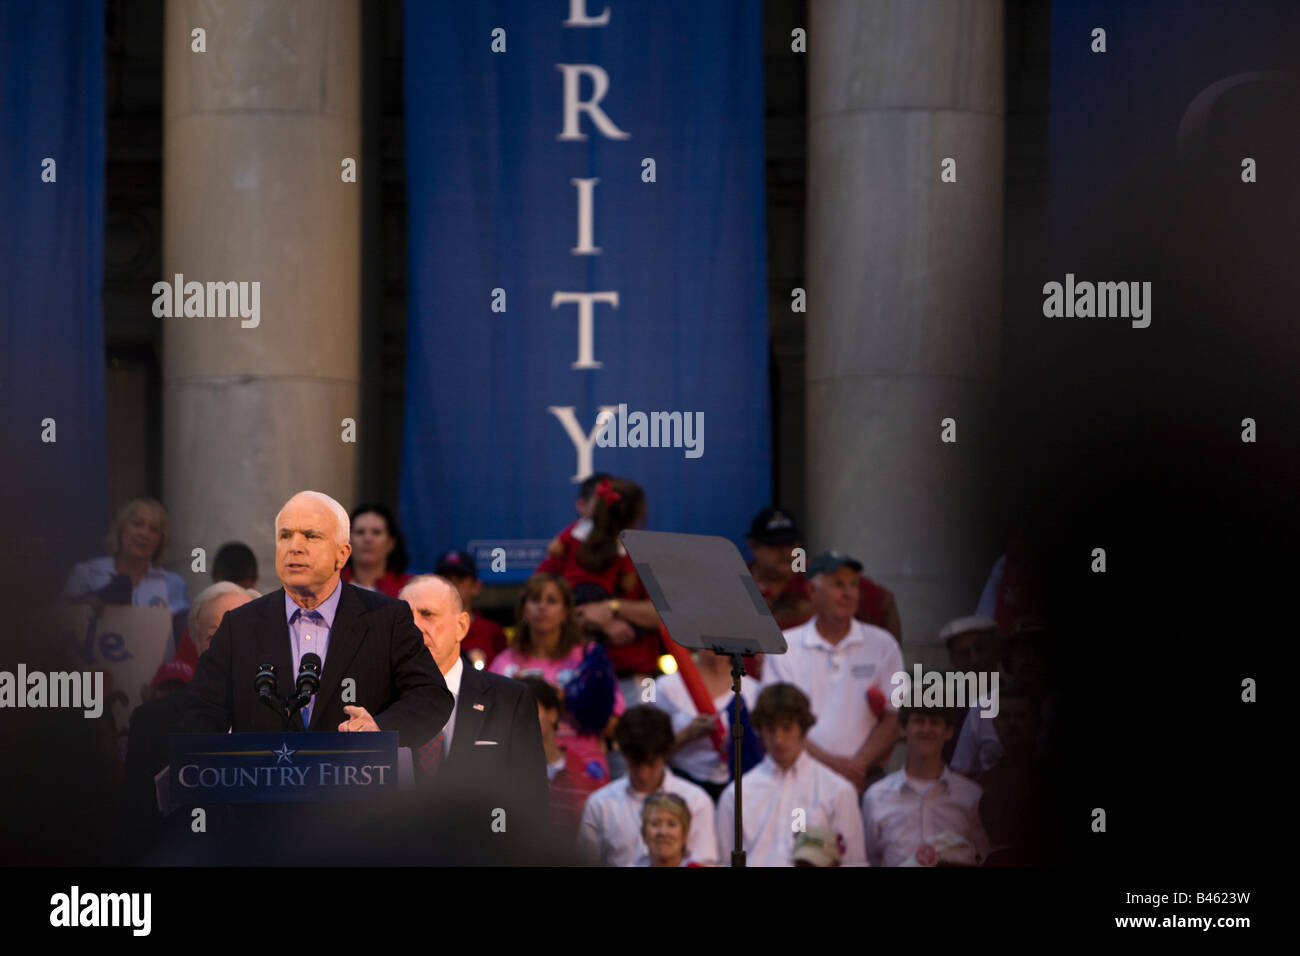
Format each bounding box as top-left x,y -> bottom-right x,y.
296,653 -> 322,701
290,653 -> 323,725
255,663 -> 278,701
255,663 -> 285,721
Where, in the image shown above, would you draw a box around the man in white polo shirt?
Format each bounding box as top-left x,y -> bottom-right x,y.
762,551 -> 903,793
717,683 -> 866,866
577,706 -> 719,866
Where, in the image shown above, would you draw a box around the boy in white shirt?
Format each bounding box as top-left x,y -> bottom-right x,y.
577,706 -> 719,866
717,683 -> 865,867
861,705 -> 991,866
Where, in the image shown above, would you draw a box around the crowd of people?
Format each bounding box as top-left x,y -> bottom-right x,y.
62,480 -> 1055,866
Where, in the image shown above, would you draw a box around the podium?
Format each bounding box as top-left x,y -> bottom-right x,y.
164,732 -> 409,808
143,732 -> 436,865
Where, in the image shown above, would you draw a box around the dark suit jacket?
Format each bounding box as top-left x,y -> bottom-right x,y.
433,664 -> 547,801
124,690 -> 189,815
413,665 -> 551,861
182,583 -> 452,749
119,690 -> 190,860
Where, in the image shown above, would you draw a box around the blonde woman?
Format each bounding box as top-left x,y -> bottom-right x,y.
632,793 -> 703,867
63,497 -> 190,646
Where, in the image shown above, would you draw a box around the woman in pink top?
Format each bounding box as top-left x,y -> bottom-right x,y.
490,573 -> 625,790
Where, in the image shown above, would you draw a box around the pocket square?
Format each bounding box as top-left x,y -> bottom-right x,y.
474,740 -> 499,746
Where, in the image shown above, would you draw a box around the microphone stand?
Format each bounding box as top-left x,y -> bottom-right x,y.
258,689 -> 294,732
286,691 -> 313,730
712,643 -> 753,868
256,664 -> 319,732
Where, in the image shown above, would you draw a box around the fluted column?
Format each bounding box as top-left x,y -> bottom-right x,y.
162,0 -> 361,587
805,0 -> 1004,663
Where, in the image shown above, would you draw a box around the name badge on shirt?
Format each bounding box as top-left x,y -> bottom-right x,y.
851,663 -> 876,679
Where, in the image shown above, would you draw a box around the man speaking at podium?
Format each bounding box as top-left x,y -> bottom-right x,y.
183,491 -> 452,747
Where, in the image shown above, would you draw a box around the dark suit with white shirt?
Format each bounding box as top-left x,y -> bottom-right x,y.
416,659 -> 551,861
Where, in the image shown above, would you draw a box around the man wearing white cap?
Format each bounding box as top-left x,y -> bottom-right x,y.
939,615 -> 1003,773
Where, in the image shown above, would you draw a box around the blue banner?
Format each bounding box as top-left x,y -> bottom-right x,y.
0,0 -> 108,590
400,0 -> 771,581
168,732 -> 400,804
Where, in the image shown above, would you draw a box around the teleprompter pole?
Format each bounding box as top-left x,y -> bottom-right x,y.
720,647 -> 748,868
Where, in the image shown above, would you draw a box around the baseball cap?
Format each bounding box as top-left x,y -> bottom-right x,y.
747,506 -> 802,545
806,550 -> 864,577
151,659 -> 195,689
791,826 -> 844,867
434,549 -> 477,579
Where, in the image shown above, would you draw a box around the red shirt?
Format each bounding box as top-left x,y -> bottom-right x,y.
749,568 -> 895,632
856,575 -> 893,630
604,629 -> 664,677
537,526 -> 640,599
538,528 -> 659,676
341,566 -> 413,598
752,569 -> 813,630
461,614 -> 507,667
548,748 -> 604,843
174,628 -> 198,668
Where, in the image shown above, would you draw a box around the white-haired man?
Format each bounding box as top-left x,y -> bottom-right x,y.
399,575 -> 548,849
183,491 -> 452,746
761,551 -> 903,794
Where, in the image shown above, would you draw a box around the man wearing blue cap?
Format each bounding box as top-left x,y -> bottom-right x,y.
760,551 -> 903,794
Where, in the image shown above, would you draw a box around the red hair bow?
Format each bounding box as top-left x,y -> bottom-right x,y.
595,479 -> 622,505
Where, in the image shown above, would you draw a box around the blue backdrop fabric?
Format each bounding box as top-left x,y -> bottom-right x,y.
0,0 -> 108,588
400,0 -> 771,580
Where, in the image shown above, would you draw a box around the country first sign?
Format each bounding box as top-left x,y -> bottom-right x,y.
168,732 -> 400,804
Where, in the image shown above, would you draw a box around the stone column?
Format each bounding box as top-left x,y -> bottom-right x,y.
805,0 -> 1004,667
162,0 -> 361,590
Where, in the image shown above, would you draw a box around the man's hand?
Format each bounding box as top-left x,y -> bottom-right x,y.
75,593 -> 106,618
603,619 -> 637,646
840,753 -> 871,794
806,740 -> 870,793
821,753 -> 869,793
339,705 -> 380,732
575,600 -> 615,629
684,714 -> 717,742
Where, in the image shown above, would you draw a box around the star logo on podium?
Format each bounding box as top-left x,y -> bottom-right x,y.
274,743 -> 295,764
